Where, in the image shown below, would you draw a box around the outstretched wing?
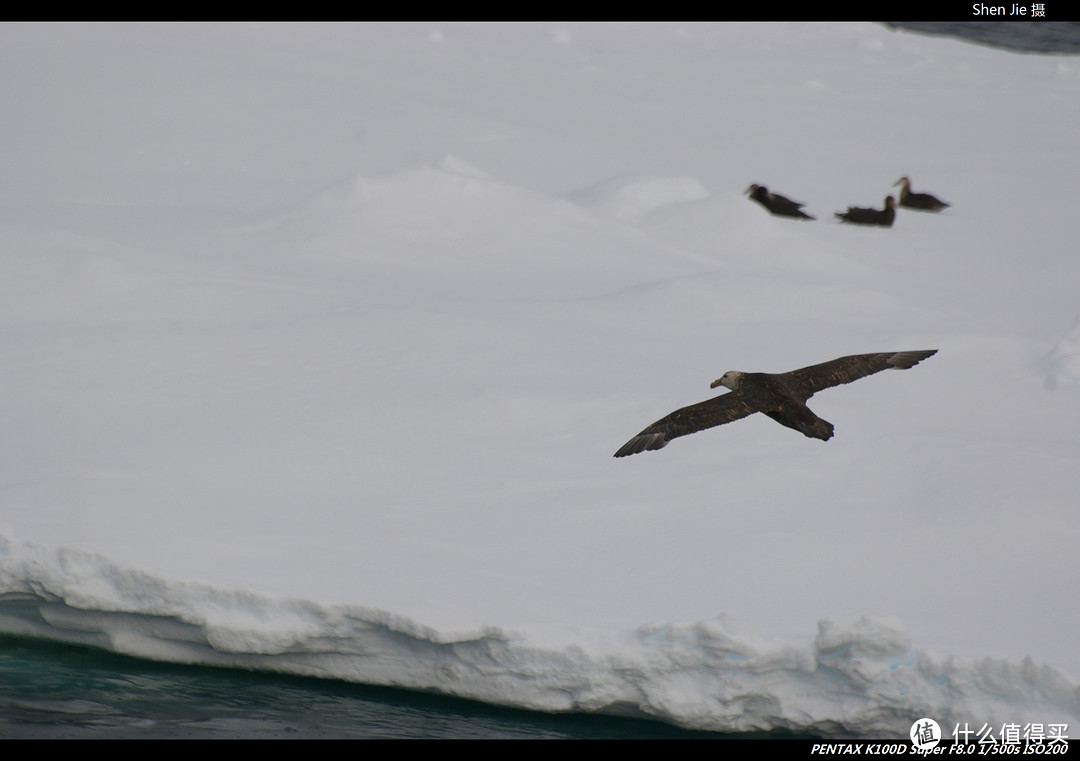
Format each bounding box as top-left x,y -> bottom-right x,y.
783,350 -> 937,400
614,392 -> 761,457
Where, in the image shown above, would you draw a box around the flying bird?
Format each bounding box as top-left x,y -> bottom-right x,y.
835,195 -> 896,227
893,176 -> 950,211
613,350 -> 937,457
745,184 -> 815,220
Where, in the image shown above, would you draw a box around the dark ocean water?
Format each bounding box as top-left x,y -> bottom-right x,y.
4,23 -> 1078,741
886,21 -> 1080,53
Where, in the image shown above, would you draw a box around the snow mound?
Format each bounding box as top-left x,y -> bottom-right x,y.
566,174 -> 711,221
1043,314 -> 1080,390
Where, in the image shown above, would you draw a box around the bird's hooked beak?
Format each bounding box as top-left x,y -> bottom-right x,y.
711,371 -> 739,390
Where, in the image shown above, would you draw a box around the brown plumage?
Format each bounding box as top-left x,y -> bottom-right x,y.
835,195 -> 896,227
893,176 -> 950,211
613,350 -> 937,457
745,184 -> 815,220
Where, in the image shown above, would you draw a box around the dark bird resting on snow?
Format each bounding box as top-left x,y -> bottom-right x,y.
834,195 -> 896,227
613,350 -> 937,457
893,176 -> 950,211
744,184 -> 815,220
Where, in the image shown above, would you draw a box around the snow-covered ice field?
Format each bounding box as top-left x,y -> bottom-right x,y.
1,22 -> 1078,737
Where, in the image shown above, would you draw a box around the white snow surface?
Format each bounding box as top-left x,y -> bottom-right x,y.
1,22 -> 1078,737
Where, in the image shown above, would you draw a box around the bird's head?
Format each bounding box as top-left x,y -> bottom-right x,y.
710,371 -> 743,391
892,177 -> 910,189
744,184 -> 763,196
